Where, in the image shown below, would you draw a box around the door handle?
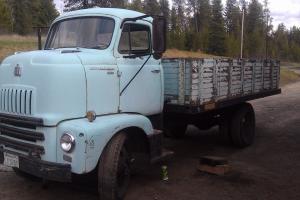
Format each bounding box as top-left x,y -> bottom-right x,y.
151,69 -> 161,73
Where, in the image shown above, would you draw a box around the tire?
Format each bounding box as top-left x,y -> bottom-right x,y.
13,168 -> 40,181
163,124 -> 187,138
230,103 -> 256,148
98,132 -> 131,200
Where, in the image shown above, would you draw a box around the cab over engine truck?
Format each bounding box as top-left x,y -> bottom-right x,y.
0,8 -> 281,200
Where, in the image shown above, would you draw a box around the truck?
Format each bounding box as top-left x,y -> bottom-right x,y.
0,8 -> 281,200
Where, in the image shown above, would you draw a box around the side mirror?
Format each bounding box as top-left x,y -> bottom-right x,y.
152,16 -> 166,59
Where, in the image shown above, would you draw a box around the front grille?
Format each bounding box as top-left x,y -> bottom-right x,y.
0,123 -> 44,142
0,136 -> 44,155
0,113 -> 44,155
0,88 -> 33,115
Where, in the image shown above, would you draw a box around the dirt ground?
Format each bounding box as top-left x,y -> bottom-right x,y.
1,82 -> 300,200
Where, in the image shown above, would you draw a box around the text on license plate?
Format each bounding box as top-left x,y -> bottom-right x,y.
3,152 -> 19,168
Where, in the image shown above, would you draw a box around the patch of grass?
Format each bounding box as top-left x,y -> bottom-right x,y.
1,35 -> 300,86
163,48 -> 223,59
280,68 -> 300,86
281,62 -> 300,68
0,35 -> 38,61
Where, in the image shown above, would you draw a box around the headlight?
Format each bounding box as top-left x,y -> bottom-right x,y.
60,133 -> 75,152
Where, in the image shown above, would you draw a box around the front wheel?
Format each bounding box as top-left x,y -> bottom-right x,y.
98,132 -> 131,200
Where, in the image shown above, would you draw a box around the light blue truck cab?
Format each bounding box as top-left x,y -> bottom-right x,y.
0,8 -> 168,200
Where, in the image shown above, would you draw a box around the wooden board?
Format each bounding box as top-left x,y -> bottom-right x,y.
163,58 -> 280,110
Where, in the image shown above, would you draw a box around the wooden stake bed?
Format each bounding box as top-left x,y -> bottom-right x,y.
163,58 -> 281,114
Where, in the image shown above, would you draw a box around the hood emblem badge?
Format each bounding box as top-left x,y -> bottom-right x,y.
14,64 -> 22,77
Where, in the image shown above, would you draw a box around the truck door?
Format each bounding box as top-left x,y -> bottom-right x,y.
116,22 -> 162,115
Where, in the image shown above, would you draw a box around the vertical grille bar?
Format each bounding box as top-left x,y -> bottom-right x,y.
29,91 -> 32,115
10,89 -> 13,113
0,89 -> 3,111
5,89 -> 9,112
20,90 -> 23,114
4,89 -> 7,112
7,89 -> 9,112
15,89 -> 18,113
24,90 -> 27,114
0,88 -> 33,115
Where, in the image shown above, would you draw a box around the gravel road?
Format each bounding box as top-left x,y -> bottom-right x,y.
1,82 -> 300,200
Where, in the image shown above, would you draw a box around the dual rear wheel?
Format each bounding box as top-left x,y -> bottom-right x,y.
219,103 -> 256,147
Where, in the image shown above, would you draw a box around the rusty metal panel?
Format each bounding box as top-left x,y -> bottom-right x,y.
162,58 -> 280,108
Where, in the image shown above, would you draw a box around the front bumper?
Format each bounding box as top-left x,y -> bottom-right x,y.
0,148 -> 71,182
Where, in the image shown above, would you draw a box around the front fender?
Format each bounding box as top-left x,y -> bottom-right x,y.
56,113 -> 153,174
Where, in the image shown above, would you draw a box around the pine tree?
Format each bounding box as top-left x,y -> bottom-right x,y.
197,0 -> 211,51
263,0 -> 272,58
7,0 -> 32,35
186,0 -> 198,32
159,0 -> 170,22
225,0 -> 240,35
245,0 -> 264,58
170,0 -> 186,50
208,0 -> 226,55
38,0 -> 59,26
273,24 -> 289,59
128,0 -> 143,12
143,0 -> 160,15
173,0 -> 186,32
64,0 -> 93,11
0,0 -> 12,33
225,0 -> 241,57
6,0 -> 58,34
64,0 -> 128,11
110,0 -> 127,8
185,0 -> 202,51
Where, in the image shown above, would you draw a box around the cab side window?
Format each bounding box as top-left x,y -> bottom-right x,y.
118,23 -> 151,55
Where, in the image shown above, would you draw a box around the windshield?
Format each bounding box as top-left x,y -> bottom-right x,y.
46,17 -> 115,50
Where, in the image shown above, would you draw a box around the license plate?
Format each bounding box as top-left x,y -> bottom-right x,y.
3,152 -> 19,168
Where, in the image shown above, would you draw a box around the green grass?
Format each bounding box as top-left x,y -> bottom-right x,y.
280,68 -> 300,86
0,35 -> 38,61
281,62 -> 300,68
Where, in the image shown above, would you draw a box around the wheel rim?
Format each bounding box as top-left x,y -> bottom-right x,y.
116,147 -> 130,198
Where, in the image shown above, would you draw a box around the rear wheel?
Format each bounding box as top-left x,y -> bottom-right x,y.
230,103 -> 256,148
98,132 -> 131,200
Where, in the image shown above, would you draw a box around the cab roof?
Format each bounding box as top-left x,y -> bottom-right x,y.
55,8 -> 150,21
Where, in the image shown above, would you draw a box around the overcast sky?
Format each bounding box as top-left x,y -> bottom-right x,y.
54,0 -> 300,29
